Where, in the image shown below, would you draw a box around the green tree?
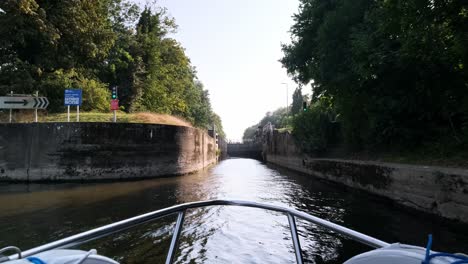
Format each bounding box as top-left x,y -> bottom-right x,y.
185,81 -> 213,128
0,0 -> 59,93
291,87 -> 303,115
242,125 -> 258,142
259,107 -> 290,128
0,0 -> 115,110
101,0 -> 141,111
242,107 -> 293,142
292,96 -> 339,153
0,0 -> 225,134
131,7 -> 221,130
211,113 -> 226,139
281,0 -> 468,150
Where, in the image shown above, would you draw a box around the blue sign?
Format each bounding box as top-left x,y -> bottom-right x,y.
64,89 -> 82,106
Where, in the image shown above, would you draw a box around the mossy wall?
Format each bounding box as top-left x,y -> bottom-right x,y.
0,123 -> 217,181
264,131 -> 468,223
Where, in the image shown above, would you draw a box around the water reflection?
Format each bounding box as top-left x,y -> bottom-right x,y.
0,158 -> 467,263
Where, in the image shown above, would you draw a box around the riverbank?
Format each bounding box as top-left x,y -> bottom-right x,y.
263,130 -> 468,223
0,123 -> 217,182
0,111 -> 193,127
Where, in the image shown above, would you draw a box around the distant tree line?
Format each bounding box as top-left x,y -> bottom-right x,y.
242,107 -> 291,142
280,0 -> 467,154
0,0 -> 224,137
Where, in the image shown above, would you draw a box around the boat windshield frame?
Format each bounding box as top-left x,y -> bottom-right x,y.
6,199 -> 390,264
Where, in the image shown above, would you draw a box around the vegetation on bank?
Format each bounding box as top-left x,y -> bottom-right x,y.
0,0 -> 225,137
244,0 -> 468,166
0,111 -> 194,126
242,107 -> 292,142
282,0 -> 467,151
244,99 -> 468,167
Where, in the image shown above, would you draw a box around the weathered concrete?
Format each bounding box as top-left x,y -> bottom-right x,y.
264,131 -> 468,223
227,143 -> 262,160
0,123 -> 217,181
217,137 -> 228,159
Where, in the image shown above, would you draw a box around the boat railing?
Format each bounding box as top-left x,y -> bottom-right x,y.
6,199 -> 390,264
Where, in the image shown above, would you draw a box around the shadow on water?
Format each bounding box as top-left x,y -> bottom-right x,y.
0,158 -> 467,263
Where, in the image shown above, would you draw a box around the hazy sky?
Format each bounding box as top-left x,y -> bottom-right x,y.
137,0 -> 300,140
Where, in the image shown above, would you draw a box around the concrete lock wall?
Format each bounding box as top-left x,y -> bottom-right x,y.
0,123 -> 217,181
227,143 -> 263,160
264,131 -> 468,223
217,137 -> 228,159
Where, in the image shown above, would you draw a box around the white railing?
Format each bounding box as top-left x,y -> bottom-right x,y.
6,200 -> 389,264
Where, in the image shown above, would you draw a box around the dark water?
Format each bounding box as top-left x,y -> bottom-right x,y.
0,158 -> 467,263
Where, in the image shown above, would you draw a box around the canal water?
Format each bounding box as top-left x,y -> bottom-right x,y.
0,158 -> 467,263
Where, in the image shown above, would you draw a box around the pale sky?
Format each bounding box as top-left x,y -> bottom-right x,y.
138,0 -> 300,141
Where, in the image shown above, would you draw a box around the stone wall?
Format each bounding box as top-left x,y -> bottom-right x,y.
217,137 -> 228,159
227,143 -> 263,160
264,131 -> 468,223
0,123 -> 217,181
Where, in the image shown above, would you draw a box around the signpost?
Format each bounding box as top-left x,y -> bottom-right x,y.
64,89 -> 82,122
110,99 -> 119,122
34,91 -> 38,122
0,93 -> 49,123
110,87 -> 118,123
9,91 -> 12,123
0,96 -> 49,109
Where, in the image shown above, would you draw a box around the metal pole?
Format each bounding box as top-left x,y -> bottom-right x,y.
76,106 -> 79,122
287,214 -> 303,264
34,91 -> 38,122
113,110 -> 116,123
165,211 -> 185,264
67,106 -> 70,122
10,199 -> 389,260
9,91 -> 13,123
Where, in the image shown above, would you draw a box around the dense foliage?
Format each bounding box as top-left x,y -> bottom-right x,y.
281,0 -> 468,151
292,96 -> 340,153
242,107 -> 292,142
0,0 -> 224,135
290,87 -> 303,115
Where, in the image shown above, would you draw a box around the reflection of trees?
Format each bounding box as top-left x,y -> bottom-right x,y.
82,216 -> 176,264
7,159 -> 468,264
81,160 -> 468,263
286,192 -> 346,263
267,166 -> 344,263
175,206 -> 225,263
269,163 -> 468,263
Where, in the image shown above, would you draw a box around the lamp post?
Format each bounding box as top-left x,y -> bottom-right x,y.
281,82 -> 289,113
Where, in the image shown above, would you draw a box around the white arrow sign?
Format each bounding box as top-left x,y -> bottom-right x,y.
0,96 -> 49,109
